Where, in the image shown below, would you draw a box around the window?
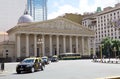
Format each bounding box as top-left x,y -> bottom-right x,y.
114,13 -> 116,15
117,11 -> 119,14
110,14 -> 112,16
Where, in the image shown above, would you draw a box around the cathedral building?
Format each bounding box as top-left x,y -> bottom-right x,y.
0,12 -> 95,61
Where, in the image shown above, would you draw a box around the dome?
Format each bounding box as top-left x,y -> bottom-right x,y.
18,14 -> 33,24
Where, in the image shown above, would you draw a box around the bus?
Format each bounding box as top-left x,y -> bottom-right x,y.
59,53 -> 81,60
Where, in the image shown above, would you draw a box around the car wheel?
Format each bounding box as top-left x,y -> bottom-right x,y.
17,71 -> 21,74
31,67 -> 35,73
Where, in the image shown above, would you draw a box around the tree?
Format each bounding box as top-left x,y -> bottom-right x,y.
110,18 -> 120,30
112,39 -> 120,58
101,37 -> 112,58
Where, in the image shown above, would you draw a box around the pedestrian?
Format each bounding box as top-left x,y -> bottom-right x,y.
92,55 -> 95,61
1,61 -> 4,72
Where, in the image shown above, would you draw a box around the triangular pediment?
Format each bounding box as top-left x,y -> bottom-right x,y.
7,17 -> 95,36
25,17 -> 83,31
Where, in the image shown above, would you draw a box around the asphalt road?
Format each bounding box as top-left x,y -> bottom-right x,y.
0,60 -> 120,79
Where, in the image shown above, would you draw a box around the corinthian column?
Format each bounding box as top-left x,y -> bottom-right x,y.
49,35 -> 52,56
87,37 -> 90,56
70,36 -> 72,52
76,36 -> 78,53
63,35 -> 66,53
42,35 -> 45,56
56,35 -> 59,55
17,34 -> 21,57
26,34 -> 29,57
34,34 -> 37,57
82,36 -> 84,55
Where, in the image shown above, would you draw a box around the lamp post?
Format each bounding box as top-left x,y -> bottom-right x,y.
97,43 -> 103,62
37,38 -> 43,57
100,44 -> 103,62
113,47 -> 117,58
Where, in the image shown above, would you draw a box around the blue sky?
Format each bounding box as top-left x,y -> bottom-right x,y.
0,0 -> 119,32
47,0 -> 118,19
48,0 -> 79,14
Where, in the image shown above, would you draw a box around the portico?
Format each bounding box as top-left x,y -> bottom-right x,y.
16,33 -> 90,57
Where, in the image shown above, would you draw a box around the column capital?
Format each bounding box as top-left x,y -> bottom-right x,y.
49,34 -> 53,37
34,34 -> 37,35
63,35 -> 66,37
26,33 -> 29,36
16,33 -> 21,36
41,34 -> 45,36
56,35 -> 59,37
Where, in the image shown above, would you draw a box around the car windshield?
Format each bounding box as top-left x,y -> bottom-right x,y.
22,59 -> 34,63
52,57 -> 56,59
42,58 -> 47,61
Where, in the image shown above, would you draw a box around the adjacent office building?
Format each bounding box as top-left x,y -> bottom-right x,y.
82,3 -> 120,51
27,0 -> 47,21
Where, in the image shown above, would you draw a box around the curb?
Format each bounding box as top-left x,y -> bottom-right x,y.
0,71 -> 9,76
97,76 -> 120,79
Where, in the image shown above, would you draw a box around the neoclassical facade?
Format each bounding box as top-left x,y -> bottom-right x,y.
5,17 -> 95,59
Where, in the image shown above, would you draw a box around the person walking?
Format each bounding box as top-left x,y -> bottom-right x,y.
1,61 -> 4,72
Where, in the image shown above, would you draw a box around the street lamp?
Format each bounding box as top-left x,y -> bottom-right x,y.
37,38 -> 43,57
113,47 -> 117,58
96,43 -> 103,62
99,44 -> 103,62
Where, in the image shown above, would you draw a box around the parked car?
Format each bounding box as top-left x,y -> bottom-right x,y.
16,57 -> 44,74
42,56 -> 49,65
51,55 -> 58,62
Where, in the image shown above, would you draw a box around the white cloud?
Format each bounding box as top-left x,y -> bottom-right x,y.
48,4 -> 79,19
79,0 -> 117,14
48,0 -> 118,19
53,2 -> 59,7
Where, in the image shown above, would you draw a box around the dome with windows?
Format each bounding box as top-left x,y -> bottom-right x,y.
18,11 -> 33,24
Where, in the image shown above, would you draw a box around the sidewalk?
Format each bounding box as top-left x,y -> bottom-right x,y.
0,62 -> 18,76
0,70 -> 9,76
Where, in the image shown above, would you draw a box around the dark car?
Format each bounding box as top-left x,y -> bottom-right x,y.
51,55 -> 58,62
16,57 -> 44,74
42,56 -> 49,65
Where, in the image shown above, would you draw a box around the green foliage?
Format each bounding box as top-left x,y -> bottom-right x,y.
101,37 -> 120,57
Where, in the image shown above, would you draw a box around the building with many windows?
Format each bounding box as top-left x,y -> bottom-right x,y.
27,0 -> 47,21
82,3 -> 120,51
82,13 -> 96,54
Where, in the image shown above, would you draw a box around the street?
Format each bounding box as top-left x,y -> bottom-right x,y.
0,60 -> 120,79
